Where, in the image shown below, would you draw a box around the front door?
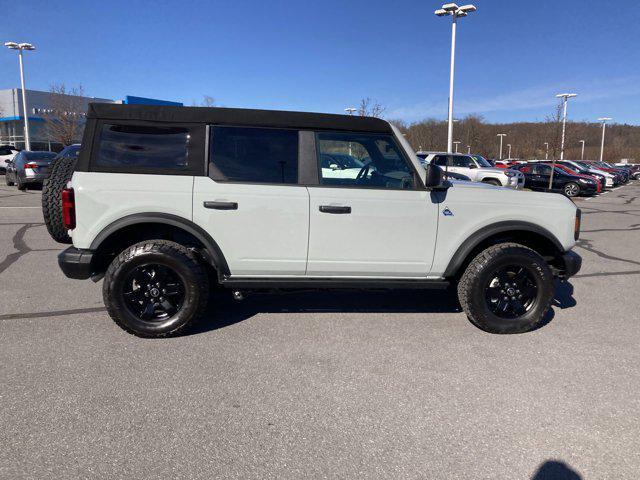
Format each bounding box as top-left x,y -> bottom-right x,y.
306,131 -> 438,277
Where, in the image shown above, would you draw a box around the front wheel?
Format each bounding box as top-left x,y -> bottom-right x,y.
103,240 -> 210,338
483,178 -> 502,187
457,243 -> 554,334
563,182 -> 580,197
5,174 -> 13,186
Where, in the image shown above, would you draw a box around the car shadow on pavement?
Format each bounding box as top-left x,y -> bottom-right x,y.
188,280 -> 577,336
531,460 -> 582,479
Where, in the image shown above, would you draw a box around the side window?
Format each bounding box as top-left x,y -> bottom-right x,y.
452,155 -> 472,167
209,126 -> 298,184
433,155 -> 449,167
93,123 -> 202,174
316,132 -> 416,190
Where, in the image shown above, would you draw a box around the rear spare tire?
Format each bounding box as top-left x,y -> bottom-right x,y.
42,155 -> 77,244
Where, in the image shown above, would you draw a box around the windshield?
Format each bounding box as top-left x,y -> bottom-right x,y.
471,155 -> 493,168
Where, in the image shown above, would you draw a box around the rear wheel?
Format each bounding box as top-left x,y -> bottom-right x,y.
103,240 -> 210,338
42,155 -> 77,244
563,182 -> 580,197
16,177 -> 26,191
5,173 -> 13,186
457,243 -> 554,334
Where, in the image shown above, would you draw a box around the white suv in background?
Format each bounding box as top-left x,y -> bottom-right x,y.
417,152 -> 525,188
0,145 -> 19,173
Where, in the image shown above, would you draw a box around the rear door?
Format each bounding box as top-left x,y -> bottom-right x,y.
306,131 -> 438,277
193,126 -> 310,276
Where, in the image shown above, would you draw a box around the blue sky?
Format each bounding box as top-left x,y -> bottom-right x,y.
1,0 -> 639,124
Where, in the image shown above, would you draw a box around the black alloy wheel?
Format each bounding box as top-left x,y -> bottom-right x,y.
484,265 -> 538,319
121,264 -> 186,322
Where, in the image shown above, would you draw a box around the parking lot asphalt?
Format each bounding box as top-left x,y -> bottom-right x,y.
1,180 -> 639,479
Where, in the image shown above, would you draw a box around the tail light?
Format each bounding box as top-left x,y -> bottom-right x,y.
574,209 -> 581,240
24,162 -> 38,169
61,188 -> 76,230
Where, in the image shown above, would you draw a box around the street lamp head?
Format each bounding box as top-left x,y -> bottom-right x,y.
4,41 -> 19,49
442,3 -> 459,12
597,117 -> 612,122
497,133 -> 507,137
556,93 -> 577,99
458,4 -> 477,13
19,43 -> 35,50
434,8 -> 449,16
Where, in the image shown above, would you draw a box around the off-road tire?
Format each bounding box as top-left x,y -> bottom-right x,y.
42,155 -> 77,244
482,178 -> 502,187
563,182 -> 580,197
103,240 -> 210,338
457,243 -> 554,334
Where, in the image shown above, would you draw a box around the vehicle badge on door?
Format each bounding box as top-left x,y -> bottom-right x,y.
442,207 -> 454,216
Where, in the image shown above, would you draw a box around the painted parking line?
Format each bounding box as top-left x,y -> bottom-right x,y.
0,206 -> 41,209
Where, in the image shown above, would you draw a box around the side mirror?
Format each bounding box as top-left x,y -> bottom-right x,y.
468,164 -> 478,169
330,163 -> 340,170
424,163 -> 444,188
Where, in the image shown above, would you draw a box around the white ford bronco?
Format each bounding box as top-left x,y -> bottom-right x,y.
417,151 -> 525,188
57,104 -> 581,338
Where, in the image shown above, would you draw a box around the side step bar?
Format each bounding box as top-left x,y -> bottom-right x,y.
219,277 -> 449,290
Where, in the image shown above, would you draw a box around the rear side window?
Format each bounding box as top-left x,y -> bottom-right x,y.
92,123 -> 204,175
433,155 -> 449,167
209,126 -> 298,184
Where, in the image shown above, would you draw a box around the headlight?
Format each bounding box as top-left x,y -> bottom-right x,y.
504,171 -> 516,177
578,178 -> 591,184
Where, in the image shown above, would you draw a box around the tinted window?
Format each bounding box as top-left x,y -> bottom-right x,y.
209,126 -> 298,184
95,124 -> 192,171
452,155 -> 473,167
433,155 -> 449,167
316,132 -> 416,190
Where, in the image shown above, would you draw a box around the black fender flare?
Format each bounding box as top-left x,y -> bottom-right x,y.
443,221 -> 564,277
90,213 -> 230,276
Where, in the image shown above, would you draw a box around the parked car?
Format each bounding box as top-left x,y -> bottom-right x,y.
0,145 -> 19,173
511,163 -> 597,197
417,152 -> 525,188
58,103 -> 581,338
4,150 -> 57,190
547,163 -> 601,193
590,162 -> 629,183
555,161 -> 608,189
568,161 -> 619,187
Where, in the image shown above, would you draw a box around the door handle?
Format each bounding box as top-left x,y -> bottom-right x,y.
204,201 -> 238,210
319,205 -> 351,214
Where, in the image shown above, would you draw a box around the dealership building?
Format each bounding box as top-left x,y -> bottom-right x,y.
0,89 -> 181,151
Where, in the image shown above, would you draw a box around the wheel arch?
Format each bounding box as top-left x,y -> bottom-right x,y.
443,221 -> 565,278
89,213 -> 230,276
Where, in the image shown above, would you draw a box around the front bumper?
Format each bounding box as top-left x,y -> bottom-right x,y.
555,251 -> 582,279
58,247 -> 94,280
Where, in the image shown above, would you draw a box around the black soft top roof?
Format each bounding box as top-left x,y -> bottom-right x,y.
87,103 -> 392,134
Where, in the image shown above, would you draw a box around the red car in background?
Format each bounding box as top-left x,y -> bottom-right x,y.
544,163 -> 602,193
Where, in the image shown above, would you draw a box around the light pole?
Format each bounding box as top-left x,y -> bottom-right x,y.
466,145 -> 471,154
453,141 -> 461,153
507,144 -> 512,159
435,3 -> 477,153
344,107 -> 356,116
598,117 -> 612,162
544,142 -> 549,160
4,41 -> 35,151
497,133 -> 506,159
549,93 -> 577,189
579,140 -> 585,160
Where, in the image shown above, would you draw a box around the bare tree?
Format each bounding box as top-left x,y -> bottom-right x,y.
191,95 -> 216,107
42,84 -> 88,146
358,97 -> 385,118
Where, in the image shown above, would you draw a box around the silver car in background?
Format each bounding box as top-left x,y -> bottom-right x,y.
4,150 -> 57,190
